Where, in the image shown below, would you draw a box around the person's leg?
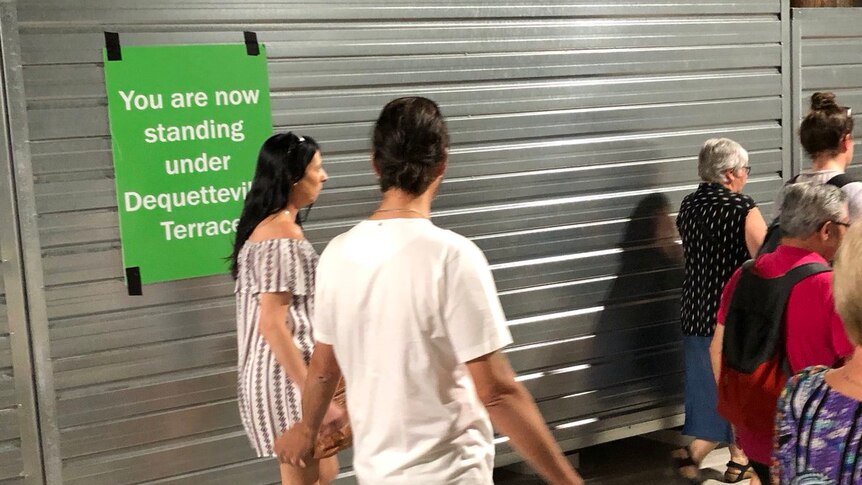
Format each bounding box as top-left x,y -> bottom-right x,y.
317,456 -> 339,485
687,439 -> 719,464
724,443 -> 756,483
280,460 -> 321,485
728,443 -> 748,463
674,335 -> 735,481
749,461 -> 770,485
672,439 -> 718,481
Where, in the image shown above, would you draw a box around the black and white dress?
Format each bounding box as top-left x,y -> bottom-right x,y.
676,182 -> 756,443
234,238 -> 317,457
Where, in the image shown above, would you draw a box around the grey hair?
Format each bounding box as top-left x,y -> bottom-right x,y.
779,182 -> 848,239
697,138 -> 749,184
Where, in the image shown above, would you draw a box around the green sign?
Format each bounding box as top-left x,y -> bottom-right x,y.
103,43 -> 272,286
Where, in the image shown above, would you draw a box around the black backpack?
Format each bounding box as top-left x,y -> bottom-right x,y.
718,260 -> 832,436
758,173 -> 854,256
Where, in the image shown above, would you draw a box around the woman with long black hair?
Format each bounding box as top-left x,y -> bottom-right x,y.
230,132 -> 341,485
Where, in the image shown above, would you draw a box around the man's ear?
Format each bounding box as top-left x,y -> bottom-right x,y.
371,154 -> 381,177
436,159 -> 447,178
819,221 -> 833,242
843,133 -> 854,153
436,147 -> 449,177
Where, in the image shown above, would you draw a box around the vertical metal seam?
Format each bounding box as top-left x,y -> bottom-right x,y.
0,3 -> 62,484
13,2 -> 787,483
780,0 -> 792,182
0,2 -> 44,483
790,8 -> 803,177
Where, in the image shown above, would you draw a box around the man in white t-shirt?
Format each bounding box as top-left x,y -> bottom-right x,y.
276,97 -> 583,485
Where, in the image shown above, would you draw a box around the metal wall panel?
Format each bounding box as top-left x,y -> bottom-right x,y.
792,7 -> 862,179
0,261 -> 26,485
14,1 -> 785,483
0,3 -> 43,483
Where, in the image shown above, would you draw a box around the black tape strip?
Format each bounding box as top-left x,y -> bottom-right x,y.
244,31 -> 260,56
105,32 -> 122,61
125,266 -> 142,296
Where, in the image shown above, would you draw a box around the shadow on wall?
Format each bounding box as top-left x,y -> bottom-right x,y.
592,193 -> 686,406
597,193 -> 684,332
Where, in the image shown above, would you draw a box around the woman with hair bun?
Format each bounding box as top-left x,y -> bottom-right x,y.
792,91 -> 862,221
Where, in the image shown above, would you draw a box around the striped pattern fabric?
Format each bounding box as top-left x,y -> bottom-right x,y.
234,238 -> 318,457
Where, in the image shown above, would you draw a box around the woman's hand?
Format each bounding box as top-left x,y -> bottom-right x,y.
320,402 -> 348,437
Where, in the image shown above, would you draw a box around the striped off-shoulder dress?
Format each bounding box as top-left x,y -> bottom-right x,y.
234,238 -> 318,457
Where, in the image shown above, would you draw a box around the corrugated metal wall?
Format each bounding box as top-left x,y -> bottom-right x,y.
0,162 -> 26,485
0,257 -> 17,485
792,7 -> 862,179
0,2 -> 42,482
0,196 -> 28,485
11,1 -> 787,483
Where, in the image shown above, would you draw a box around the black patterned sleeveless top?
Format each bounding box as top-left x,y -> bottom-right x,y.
676,183 -> 755,336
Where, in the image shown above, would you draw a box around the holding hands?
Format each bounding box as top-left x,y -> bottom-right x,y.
276,402 -> 348,466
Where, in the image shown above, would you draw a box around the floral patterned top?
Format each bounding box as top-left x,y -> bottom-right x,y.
774,366 -> 862,485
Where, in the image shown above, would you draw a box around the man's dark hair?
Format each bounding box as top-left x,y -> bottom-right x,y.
372,97 -> 449,195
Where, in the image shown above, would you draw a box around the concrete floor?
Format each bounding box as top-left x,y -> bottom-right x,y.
494,430 -> 750,485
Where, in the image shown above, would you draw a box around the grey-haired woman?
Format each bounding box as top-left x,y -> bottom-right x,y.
672,138 -> 767,484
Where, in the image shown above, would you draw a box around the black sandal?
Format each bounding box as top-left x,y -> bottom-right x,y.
724,460 -> 755,483
671,445 -> 703,484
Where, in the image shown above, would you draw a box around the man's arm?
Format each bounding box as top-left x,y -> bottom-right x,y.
467,351 -> 583,485
275,343 -> 342,466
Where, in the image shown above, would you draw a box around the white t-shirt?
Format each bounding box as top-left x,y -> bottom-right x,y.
314,218 -> 513,485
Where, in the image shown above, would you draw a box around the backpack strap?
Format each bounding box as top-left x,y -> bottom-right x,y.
826,173 -> 854,189
727,261 -> 832,374
773,262 -> 832,375
737,261 -> 830,301
786,172 -> 854,188
775,262 -> 832,295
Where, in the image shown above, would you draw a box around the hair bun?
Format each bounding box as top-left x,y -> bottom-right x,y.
811,92 -> 838,111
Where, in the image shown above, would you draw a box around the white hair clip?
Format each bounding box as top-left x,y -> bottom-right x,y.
297,136 -> 305,142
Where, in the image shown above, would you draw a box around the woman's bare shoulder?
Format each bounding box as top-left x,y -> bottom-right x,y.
248,213 -> 304,242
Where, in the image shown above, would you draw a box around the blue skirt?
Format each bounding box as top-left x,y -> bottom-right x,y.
682,335 -> 733,443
